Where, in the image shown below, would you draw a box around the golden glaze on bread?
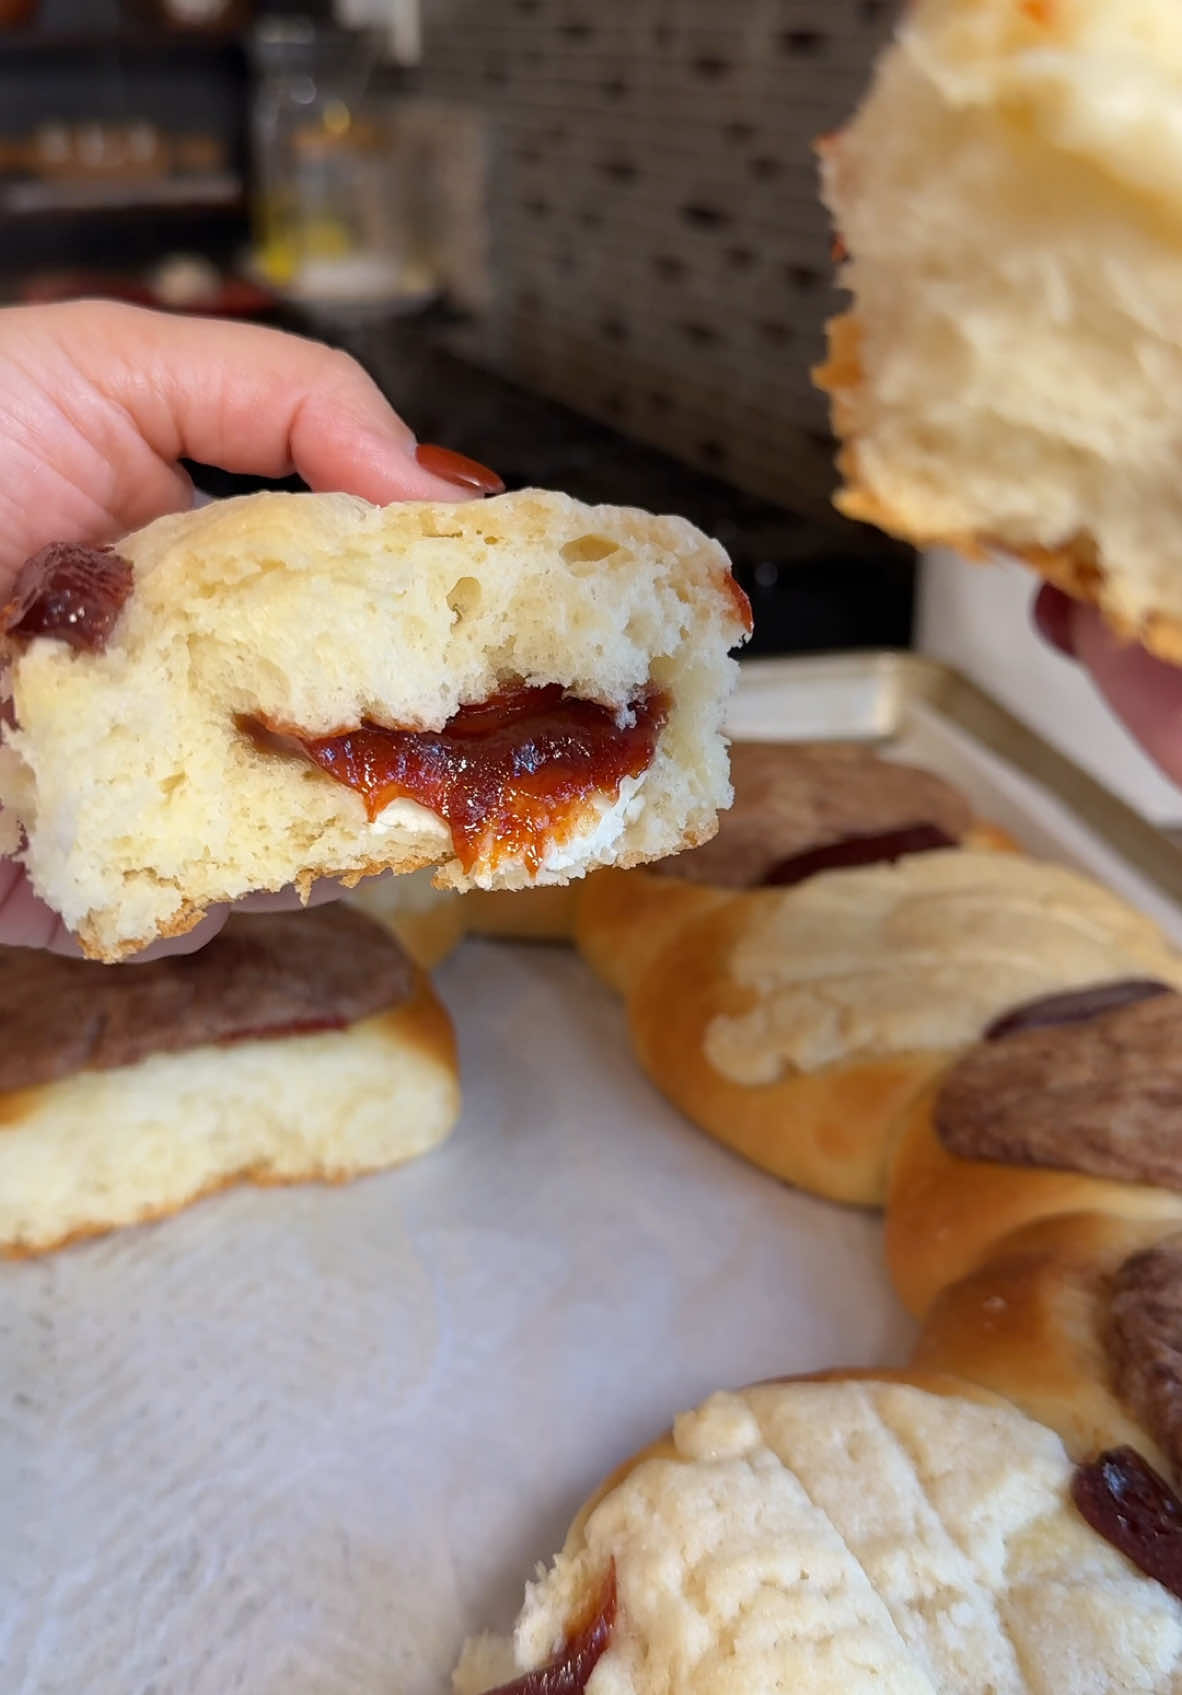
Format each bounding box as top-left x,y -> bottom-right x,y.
627,896 -> 949,1204
885,1083 -> 1182,1317
911,1211 -> 1181,1479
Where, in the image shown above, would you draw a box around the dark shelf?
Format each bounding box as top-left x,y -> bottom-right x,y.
0,27 -> 246,61
2,172 -> 244,217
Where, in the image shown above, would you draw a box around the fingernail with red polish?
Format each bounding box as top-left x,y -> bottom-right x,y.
415,443 -> 505,495
1032,583 -> 1077,658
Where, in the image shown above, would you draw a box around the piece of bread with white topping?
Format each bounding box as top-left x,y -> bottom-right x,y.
454,1371 -> 1182,1695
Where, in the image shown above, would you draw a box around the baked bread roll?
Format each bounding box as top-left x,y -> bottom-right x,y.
0,488 -> 749,961
0,904 -> 459,1254
815,0 -> 1182,657
886,985 -> 1182,1316
912,1211 -> 1182,1484
347,867 -> 467,968
576,739 -> 1012,997
629,851 -> 1182,1205
454,1372 -> 1182,1695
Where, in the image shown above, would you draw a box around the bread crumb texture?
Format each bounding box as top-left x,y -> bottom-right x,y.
455,1378 -> 1182,1695
817,0 -> 1182,654
0,489 -> 746,959
703,851 -> 1182,1083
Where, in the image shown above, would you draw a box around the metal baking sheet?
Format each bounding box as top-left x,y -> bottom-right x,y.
4,652 -> 1180,1695
730,652 -> 1182,941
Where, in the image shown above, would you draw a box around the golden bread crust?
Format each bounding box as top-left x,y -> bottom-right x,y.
627,897 -> 947,1204
579,828 -> 1019,999
380,900 -> 468,969
575,867 -> 730,997
911,1210 -> 1180,1476
575,738 -> 1017,998
624,848 -> 1182,1206
884,1083 -> 1182,1317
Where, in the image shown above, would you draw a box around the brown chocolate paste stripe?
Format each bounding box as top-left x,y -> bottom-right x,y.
1073,1448 -> 1182,1601
484,1565 -> 617,1695
1106,1239 -> 1182,1487
1,542 -> 134,653
0,906 -> 414,1093
984,979 -> 1173,1042
761,822 -> 956,888
934,987 -> 1182,1190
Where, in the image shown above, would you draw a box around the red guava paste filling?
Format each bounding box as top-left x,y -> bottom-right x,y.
1,541 -> 133,653
264,684 -> 668,875
485,1564 -> 617,1695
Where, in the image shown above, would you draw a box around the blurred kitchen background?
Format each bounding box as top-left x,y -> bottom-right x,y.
2,0 -> 1175,820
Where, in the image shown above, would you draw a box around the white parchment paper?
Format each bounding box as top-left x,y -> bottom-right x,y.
1,945 -> 907,1695
3,663 -> 1179,1694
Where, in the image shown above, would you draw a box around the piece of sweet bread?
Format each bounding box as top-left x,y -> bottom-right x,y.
0,488 -> 750,960
454,1371 -> 1182,1695
627,852 -> 1182,1205
575,739 -> 1014,997
0,904 -> 460,1254
816,0 -> 1182,658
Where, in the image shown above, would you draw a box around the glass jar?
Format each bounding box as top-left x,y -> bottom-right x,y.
250,19 -> 436,312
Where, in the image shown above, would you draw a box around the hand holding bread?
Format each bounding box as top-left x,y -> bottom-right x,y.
0,299 -> 496,954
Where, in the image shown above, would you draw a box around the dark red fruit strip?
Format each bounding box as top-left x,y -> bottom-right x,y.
1072,1447 -> 1182,1600
1,541 -> 133,653
485,1564 -> 617,1695
761,822 -> 956,888
984,979 -> 1173,1042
